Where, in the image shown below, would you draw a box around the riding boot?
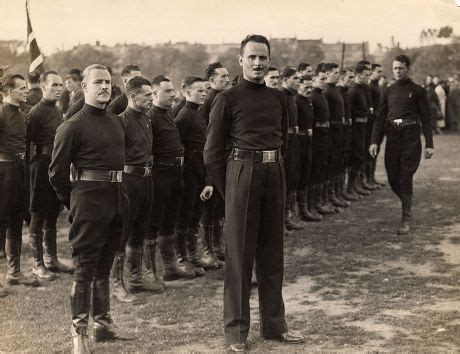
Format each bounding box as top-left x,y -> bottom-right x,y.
157,234 -> 196,281
397,195 -> 412,235
306,186 -> 323,221
30,231 -> 56,280
330,177 -> 349,208
344,170 -> 360,201
353,169 -> 370,196
111,252 -> 142,304
200,223 -> 222,268
175,230 -> 206,276
315,183 -> 334,215
127,244 -> 164,294
43,229 -> 75,273
187,228 -> 218,270
298,189 -> 321,222
212,220 -> 225,263
361,169 -> 378,191
70,281 -> 91,354
5,232 -> 39,287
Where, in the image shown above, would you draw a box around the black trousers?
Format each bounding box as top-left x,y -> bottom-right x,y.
328,124 -> 345,179
68,181 -> 128,284
343,125 -> 353,170
350,122 -> 367,171
224,158 -> 287,344
384,124 -> 422,200
283,134 -> 300,196
176,155 -> 205,232
297,135 -> 312,190
366,114 -> 377,167
121,174 -> 153,249
150,164 -> 184,236
310,128 -> 330,185
201,191 -> 225,225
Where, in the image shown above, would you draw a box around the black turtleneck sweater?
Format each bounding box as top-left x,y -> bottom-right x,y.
369,79 -> 381,114
324,83 -> 345,122
340,86 -> 352,120
281,88 -> 299,128
204,78 -> 288,195
311,87 -> 329,124
371,78 -> 433,148
119,107 -> 153,166
295,94 -> 314,130
26,87 -> 43,107
49,104 -> 125,206
26,99 -> 63,148
107,93 -> 128,115
175,101 -> 207,152
349,83 -> 370,119
172,98 -> 186,118
146,105 -> 183,157
199,88 -> 222,125
0,103 -> 26,154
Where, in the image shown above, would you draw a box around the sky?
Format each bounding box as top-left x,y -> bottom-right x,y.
0,0 -> 459,55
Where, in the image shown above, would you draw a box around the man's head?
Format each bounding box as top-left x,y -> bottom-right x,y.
281,66 -> 301,92
433,76 -> 440,85
126,76 -> 153,112
354,62 -> 370,84
298,75 -> 313,97
205,62 -> 230,91
392,55 -> 410,81
425,75 -> 433,85
378,75 -> 388,88
81,64 -> 111,107
121,65 -> 142,88
1,74 -> 28,105
28,70 -> 41,89
64,73 -> 81,92
183,76 -> 207,105
371,64 -> 384,81
298,62 -> 313,77
239,34 -> 271,84
313,68 -> 327,90
40,71 -> 63,102
151,74 -> 175,109
323,63 -> 340,84
340,68 -> 355,87
264,66 -> 279,89
358,60 -> 372,72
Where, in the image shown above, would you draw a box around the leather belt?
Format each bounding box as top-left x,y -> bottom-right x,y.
124,165 -> 152,177
354,117 -> 368,123
230,148 -> 281,163
288,126 -> 299,134
75,169 -> 123,183
298,129 -> 312,136
0,152 -> 26,161
154,156 -> 184,167
315,121 -> 330,128
35,145 -> 54,156
330,117 -> 346,125
388,118 -> 418,128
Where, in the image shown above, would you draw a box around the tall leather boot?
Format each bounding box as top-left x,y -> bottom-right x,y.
175,230 -> 206,276
5,233 -> 39,287
187,228 -> 219,270
200,223 -> 222,268
111,252 -> 141,304
157,234 -> 196,281
92,278 -> 133,342
127,244 -> 164,294
43,229 -> 75,273
361,169 -> 378,191
70,281 -> 91,354
322,181 -> 339,213
397,196 -> 412,235
298,189 -> 321,222
330,177 -> 348,208
285,193 -> 303,230
353,169 -> 370,196
30,231 -> 56,280
306,186 -> 323,221
0,226 -> 5,259
315,183 -> 334,215
212,220 -> 225,263
335,174 -> 351,207
344,170 -> 360,201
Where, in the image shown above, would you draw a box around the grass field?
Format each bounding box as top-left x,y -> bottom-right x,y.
1,133 -> 459,353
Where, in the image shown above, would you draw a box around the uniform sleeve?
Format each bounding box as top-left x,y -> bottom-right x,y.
204,94 -> 231,198
280,94 -> 289,158
65,97 -> 84,119
49,120 -> 79,209
371,88 -> 388,146
417,87 -> 434,149
174,111 -> 188,146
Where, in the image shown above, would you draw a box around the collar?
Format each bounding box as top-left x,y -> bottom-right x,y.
125,106 -> 143,117
312,87 -> 323,94
4,103 -> 20,112
185,101 -> 200,110
240,78 -> 266,90
282,87 -> 297,96
397,78 -> 412,85
41,98 -> 57,107
152,105 -> 168,114
83,103 -> 106,116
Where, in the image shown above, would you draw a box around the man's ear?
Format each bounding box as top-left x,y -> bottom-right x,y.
239,56 -> 243,67
81,81 -> 87,92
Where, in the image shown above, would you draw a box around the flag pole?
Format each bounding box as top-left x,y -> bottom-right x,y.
26,0 -> 45,73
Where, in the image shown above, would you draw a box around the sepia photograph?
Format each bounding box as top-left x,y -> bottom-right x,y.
0,0 -> 459,352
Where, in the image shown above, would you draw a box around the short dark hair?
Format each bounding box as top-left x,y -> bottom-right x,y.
1,74 -> 25,94
340,68 -> 354,76
354,63 -> 368,74
394,55 -> 411,68
121,65 -> 141,77
65,73 -> 81,82
28,70 -> 40,84
314,63 -> 325,75
69,68 -> 82,80
183,76 -> 203,90
298,63 -> 311,71
240,34 -> 270,57
151,74 -> 171,87
280,66 -> 298,80
371,63 -> 382,70
323,63 -> 339,73
39,70 -> 59,85
126,76 -> 151,95
267,66 -> 278,72
205,62 -> 225,80
82,64 -> 108,82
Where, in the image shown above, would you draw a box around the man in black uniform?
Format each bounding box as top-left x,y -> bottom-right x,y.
26,70 -> 43,107
146,75 -> 195,281
112,77 -> 164,305
175,77 -> 217,272
27,71 -> 74,281
0,74 -> 39,289
264,66 -> 280,89
204,34 -> 304,351
171,79 -> 187,117
199,62 -> 230,266
49,64 -> 131,353
107,65 -> 142,115
64,72 -> 84,119
370,55 -> 434,235
298,63 -> 314,78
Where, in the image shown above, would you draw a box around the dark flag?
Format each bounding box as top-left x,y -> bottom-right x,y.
26,0 -> 44,73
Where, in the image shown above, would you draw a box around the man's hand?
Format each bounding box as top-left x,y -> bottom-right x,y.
369,144 -> 378,158
425,148 -> 434,159
200,186 -> 214,201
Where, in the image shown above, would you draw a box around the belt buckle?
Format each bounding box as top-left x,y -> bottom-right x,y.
262,150 -> 276,163
143,167 -> 152,177
110,170 -> 123,183
393,119 -> 403,126
176,157 -> 184,166
17,152 -> 26,160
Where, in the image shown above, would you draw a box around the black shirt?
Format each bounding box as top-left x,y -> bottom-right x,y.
204,78 -> 288,195
340,86 -> 352,120
49,104 -> 125,206
26,99 -> 63,148
369,80 -> 381,114
349,83 -> 369,119
175,101 -> 207,152
199,88 -> 221,125
65,96 -> 85,119
295,94 -> 314,131
311,87 -> 329,124
119,107 -> 153,166
372,78 -> 433,148
107,93 -> 128,115
281,88 -> 299,128
171,98 -> 185,118
0,103 -> 26,154
324,83 -> 345,122
146,105 -> 183,157
26,88 -> 43,107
